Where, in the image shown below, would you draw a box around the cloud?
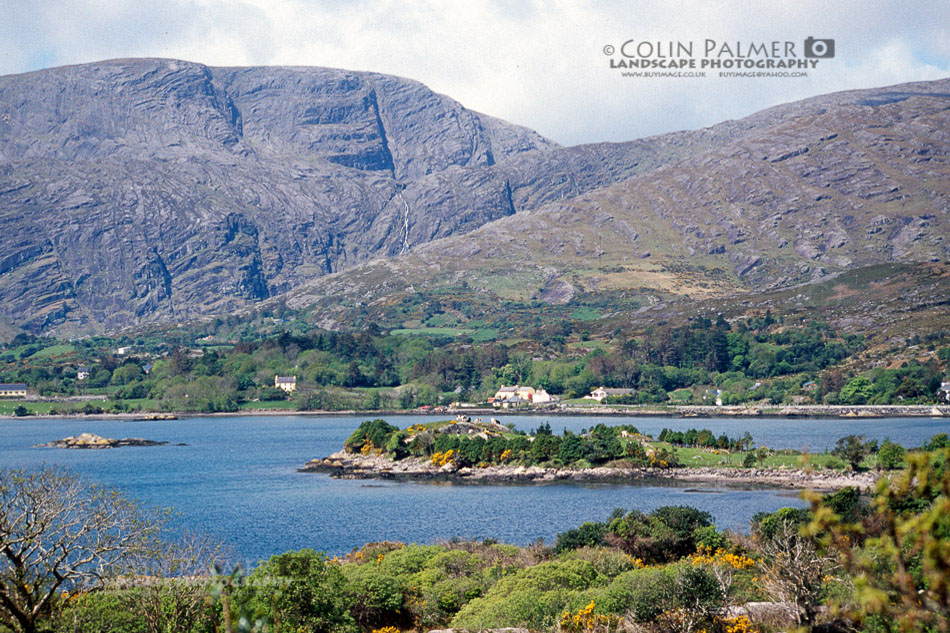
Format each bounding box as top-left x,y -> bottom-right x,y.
1,0 -> 947,145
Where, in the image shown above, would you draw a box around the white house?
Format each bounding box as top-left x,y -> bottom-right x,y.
532,389 -> 555,404
493,386 -> 518,401
941,381 -> 950,403
496,395 -> 529,409
586,387 -> 635,402
275,375 -> 297,393
77,366 -> 91,380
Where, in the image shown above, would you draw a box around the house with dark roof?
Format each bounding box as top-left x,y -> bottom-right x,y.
0,383 -> 28,398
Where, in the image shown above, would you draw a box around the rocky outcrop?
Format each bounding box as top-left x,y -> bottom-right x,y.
301,451 -> 877,491
35,433 -> 169,449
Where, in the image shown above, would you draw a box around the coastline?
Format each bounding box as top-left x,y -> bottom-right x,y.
301,451 -> 879,491
1,403 -> 946,421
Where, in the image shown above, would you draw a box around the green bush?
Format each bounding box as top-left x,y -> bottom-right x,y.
600,566 -> 676,621
377,544 -> 445,576
450,559 -> 606,631
344,419 -> 399,453
555,522 -> 608,553
54,590 -> 147,633
236,549 -> 355,633
876,440 -> 906,470
344,564 -> 407,628
559,547 -> 635,578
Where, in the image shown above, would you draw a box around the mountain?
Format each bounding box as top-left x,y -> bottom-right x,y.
0,60 -> 947,337
277,78 -> 949,330
0,58 -> 743,336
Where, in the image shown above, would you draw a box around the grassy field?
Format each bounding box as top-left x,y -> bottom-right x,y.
667,444 -> 850,470
0,401 -> 60,415
238,400 -> 298,411
27,343 -> 76,358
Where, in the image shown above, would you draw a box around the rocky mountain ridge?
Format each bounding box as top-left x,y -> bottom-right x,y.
0,60 -> 947,336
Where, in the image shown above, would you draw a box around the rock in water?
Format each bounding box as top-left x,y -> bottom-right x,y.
36,433 -> 169,449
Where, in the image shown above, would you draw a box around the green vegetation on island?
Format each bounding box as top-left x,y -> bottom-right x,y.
335,419 -> 944,475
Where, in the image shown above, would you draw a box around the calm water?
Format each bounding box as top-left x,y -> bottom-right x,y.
0,414 -> 946,566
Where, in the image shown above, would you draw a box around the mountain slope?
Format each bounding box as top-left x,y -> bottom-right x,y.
279,79 -> 949,329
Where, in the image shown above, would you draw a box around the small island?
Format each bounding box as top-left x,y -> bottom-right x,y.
35,432 -> 170,449
301,418 -> 895,490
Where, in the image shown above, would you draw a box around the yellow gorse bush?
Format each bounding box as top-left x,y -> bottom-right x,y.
371,627 -> 400,633
360,438 -> 382,456
559,601 -> 617,633
689,545 -> 755,570
719,614 -> 757,633
500,449 -> 512,461
430,449 -> 455,466
648,454 -> 669,469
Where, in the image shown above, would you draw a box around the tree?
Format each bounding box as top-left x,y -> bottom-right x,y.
832,434 -> 874,470
120,531 -> 225,633
0,468 -> 158,633
840,375 -> 874,404
756,518 -> 838,627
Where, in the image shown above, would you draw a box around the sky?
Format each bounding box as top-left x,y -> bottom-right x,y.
1,0 -> 948,146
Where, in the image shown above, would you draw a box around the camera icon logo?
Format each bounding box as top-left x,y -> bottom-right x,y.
804,37 -> 835,58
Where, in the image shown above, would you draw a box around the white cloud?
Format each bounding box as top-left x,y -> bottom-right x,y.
1,0 -> 947,145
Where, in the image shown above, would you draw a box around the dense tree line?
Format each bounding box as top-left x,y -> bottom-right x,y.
1,319 -> 947,413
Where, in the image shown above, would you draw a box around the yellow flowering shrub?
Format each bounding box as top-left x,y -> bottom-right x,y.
559,601 -> 617,633
371,627 -> 400,633
500,449 -> 512,461
689,546 -> 755,570
430,449 -> 456,466
718,614 -> 757,633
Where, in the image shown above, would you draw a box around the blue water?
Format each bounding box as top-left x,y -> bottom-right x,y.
0,414 -> 945,566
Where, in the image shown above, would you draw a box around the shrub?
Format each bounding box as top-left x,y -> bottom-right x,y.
345,565 -> 407,628
236,549 -> 356,633
345,419 -> 399,453
600,566 -> 677,622
377,545 -> 444,576
876,440 -> 905,470
450,559 -> 606,631
559,547 -> 635,578
555,522 -> 608,553
53,590 -> 147,633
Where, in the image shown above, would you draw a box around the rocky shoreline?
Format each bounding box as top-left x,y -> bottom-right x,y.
300,451 -> 878,491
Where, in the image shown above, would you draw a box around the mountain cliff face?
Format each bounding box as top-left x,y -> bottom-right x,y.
0,60 -> 947,336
